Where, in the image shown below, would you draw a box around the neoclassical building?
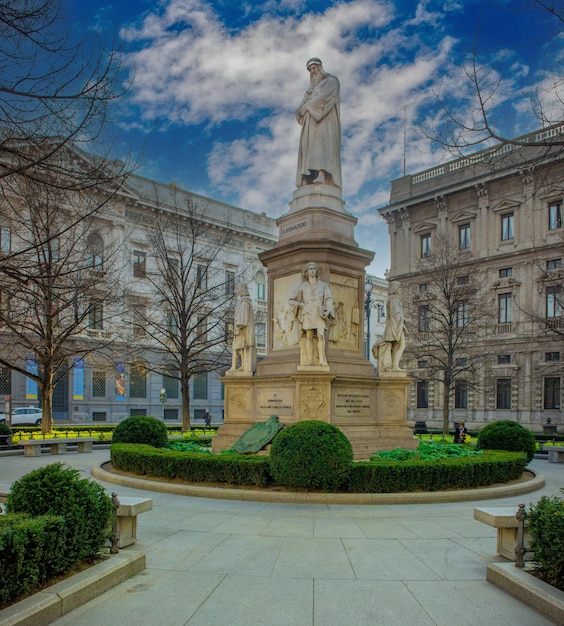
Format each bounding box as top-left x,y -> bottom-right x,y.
0,167 -> 278,425
380,126 -> 563,433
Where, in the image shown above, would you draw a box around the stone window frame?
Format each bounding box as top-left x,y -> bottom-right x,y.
543,377 -> 561,410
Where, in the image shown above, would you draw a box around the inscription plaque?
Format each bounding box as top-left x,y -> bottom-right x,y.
257,389 -> 294,416
334,391 -> 372,417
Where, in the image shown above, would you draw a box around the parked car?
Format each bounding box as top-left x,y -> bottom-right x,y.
0,407 -> 43,426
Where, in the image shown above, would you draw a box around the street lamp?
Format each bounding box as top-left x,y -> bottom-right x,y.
364,279 -> 373,359
159,387 -> 167,418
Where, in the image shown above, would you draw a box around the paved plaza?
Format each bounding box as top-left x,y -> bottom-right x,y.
1,450 -> 562,625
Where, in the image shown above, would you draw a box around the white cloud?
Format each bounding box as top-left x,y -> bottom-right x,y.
118,0 -> 546,277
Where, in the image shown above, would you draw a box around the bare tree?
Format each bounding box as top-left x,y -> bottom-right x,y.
130,191 -> 240,431
0,0 -> 127,189
428,1 -> 564,155
405,234 -> 491,435
0,175 -> 125,433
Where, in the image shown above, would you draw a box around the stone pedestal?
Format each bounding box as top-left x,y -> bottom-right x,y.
214,182 -> 416,460
213,372 -> 416,460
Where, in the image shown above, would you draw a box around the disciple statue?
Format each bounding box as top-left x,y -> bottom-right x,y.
295,57 -> 341,188
290,262 -> 334,367
229,283 -> 256,373
378,281 -> 407,372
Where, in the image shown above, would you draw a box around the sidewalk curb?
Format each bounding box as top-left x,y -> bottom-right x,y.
93,463 -> 545,504
0,551 -> 145,626
487,562 -> 564,624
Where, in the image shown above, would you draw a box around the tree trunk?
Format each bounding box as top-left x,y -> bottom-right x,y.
181,372 -> 191,433
41,382 -> 54,435
442,382 -> 450,438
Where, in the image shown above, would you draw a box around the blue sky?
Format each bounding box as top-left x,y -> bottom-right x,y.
66,0 -> 562,277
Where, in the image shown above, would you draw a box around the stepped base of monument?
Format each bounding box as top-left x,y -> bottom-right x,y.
213,372 -> 417,460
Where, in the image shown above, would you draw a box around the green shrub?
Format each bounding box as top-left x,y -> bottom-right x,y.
0,514 -> 68,603
347,451 -> 527,492
6,463 -> 112,570
528,492 -> 564,591
476,420 -> 536,462
112,415 -> 168,448
111,443 -> 272,487
0,421 -> 12,443
269,420 -> 353,491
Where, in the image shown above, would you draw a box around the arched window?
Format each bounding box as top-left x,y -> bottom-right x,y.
87,233 -> 104,270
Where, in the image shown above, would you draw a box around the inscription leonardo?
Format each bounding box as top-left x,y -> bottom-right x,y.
334,391 -> 371,416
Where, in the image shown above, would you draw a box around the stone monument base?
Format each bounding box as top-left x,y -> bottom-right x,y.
213,372 -> 416,460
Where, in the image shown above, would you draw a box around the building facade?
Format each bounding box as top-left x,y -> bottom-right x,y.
380,126 -> 563,433
0,169 -> 278,425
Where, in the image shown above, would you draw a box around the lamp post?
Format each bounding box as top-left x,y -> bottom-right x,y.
364,279 -> 373,359
159,388 -> 167,418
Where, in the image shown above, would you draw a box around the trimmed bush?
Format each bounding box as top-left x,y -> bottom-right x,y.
6,463 -> 112,570
528,492 -> 564,591
0,421 -> 11,444
0,514 -> 67,603
269,420 -> 353,491
111,443 -> 272,487
112,415 -> 168,448
476,420 -> 536,462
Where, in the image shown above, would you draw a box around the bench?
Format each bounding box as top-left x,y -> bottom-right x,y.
543,445 -> 564,463
414,421 -> 428,434
115,496 -> 153,548
474,505 -> 531,564
20,437 -> 97,457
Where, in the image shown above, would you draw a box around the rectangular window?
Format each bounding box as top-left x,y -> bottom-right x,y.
1,228 -> 10,254
197,264 -> 208,290
418,305 -> 430,332
256,282 -> 265,301
133,305 -> 146,338
498,293 -> 512,323
499,267 -> 513,278
456,357 -> 467,367
421,233 -> 431,257
416,381 -> 429,408
163,408 -> 178,421
546,352 -> 560,362
417,360 -> 428,368
0,367 -> 11,395
133,251 -> 146,278
457,302 -> 469,328
130,364 -> 147,399
193,373 -> 208,399
497,354 -> 511,364
92,371 -> 106,398
496,378 -> 512,409
377,304 -> 386,323
544,377 -> 561,409
256,322 -> 266,348
166,310 -> 178,337
454,381 -> 468,409
547,259 -> 562,270
88,304 -> 103,330
459,224 -> 470,250
501,213 -> 514,240
49,238 -> 59,263
546,286 -> 562,318
225,271 -> 235,296
92,411 -> 107,422
549,201 -> 562,230
457,275 -> 469,285
163,370 -> 179,399
196,315 -> 208,342
419,283 -> 428,292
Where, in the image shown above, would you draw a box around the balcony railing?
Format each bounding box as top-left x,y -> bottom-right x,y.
496,323 -> 514,335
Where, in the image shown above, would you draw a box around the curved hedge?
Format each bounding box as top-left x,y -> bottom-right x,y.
111,444 -> 528,493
